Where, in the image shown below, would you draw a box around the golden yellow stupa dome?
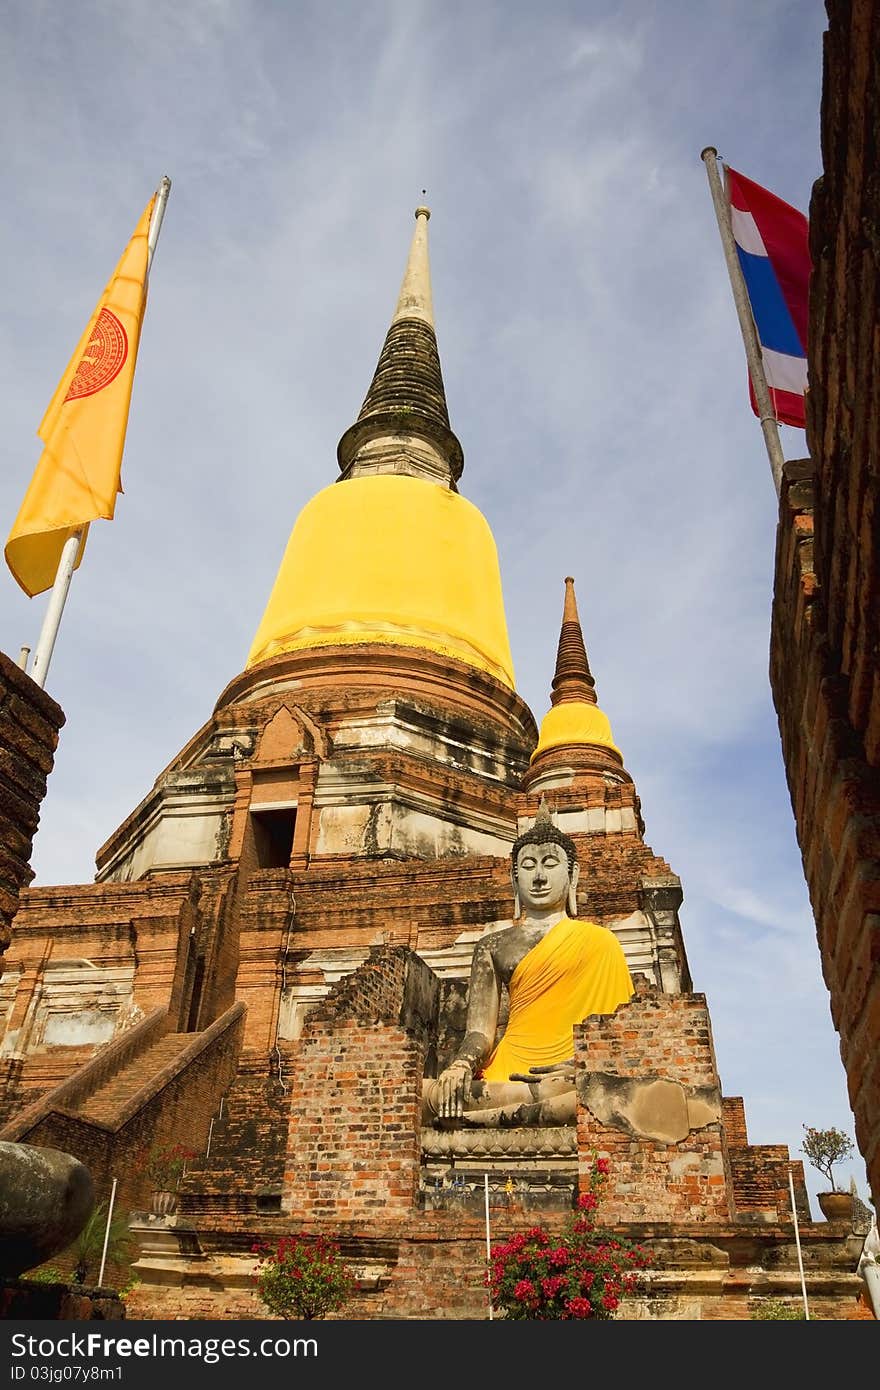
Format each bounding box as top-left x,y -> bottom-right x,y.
246,474 -> 514,686
533,699 -> 620,758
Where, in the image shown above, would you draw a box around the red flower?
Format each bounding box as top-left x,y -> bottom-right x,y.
487,1158 -> 649,1320
595,1158 -> 610,1175
565,1296 -> 592,1317
540,1276 -> 566,1297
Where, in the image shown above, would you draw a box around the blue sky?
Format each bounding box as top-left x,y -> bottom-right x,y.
0,1 -> 865,1212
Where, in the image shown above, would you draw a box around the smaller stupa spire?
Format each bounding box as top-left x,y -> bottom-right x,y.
549,577 -> 597,707
525,576 -> 622,773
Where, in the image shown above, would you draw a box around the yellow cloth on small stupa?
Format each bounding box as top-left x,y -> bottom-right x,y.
479,917 -> 633,1082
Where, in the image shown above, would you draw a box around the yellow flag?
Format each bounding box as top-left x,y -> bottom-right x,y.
5,194 -> 157,597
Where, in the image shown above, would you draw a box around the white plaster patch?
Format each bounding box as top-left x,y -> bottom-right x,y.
99,788 -> 230,883
28,961 -> 137,1053
43,1010 -> 117,1047
389,804 -> 509,859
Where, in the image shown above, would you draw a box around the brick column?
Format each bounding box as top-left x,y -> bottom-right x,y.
283,946 -> 438,1220
574,979 -> 732,1223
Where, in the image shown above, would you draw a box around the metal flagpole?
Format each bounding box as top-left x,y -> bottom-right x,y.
29,532 -> 86,688
97,1176 -> 118,1288
701,146 -> 786,499
484,1173 -> 493,1320
788,1166 -> 810,1319
27,175 -> 172,691
148,176 -> 172,269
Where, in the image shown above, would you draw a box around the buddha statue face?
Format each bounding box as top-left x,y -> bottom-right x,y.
512,837 -> 580,918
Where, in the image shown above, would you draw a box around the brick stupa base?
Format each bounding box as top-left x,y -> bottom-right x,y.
123,949 -> 866,1321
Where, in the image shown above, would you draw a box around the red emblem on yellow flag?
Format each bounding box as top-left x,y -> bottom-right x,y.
64,307 -> 129,402
5,194 -> 156,598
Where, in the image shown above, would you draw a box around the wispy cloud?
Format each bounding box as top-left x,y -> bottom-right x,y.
0,0 -> 863,1207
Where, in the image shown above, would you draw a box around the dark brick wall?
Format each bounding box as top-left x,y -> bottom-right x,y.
0,649 -> 64,969
0,1279 -> 124,1319
769,0 -> 880,1206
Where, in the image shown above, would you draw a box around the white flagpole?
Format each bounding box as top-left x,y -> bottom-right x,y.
701,146 -> 786,500
27,175 -> 172,692
788,1166 -> 810,1319
484,1173 -> 493,1320
28,531 -> 85,688
97,1176 -> 118,1288
147,176 -> 172,273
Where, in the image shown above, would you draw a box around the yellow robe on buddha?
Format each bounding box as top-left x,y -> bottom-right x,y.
479,917 -> 634,1082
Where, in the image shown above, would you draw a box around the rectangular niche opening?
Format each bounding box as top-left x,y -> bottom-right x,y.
251,806 -> 297,869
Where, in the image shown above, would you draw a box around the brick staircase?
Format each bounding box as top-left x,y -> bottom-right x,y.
178,1054 -> 292,1216
0,1004 -> 247,1209
76,1033 -> 195,1126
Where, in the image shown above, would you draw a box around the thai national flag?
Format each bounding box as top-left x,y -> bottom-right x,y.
726,166 -> 810,429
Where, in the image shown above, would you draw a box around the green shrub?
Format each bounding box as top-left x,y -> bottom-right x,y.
750,1297 -> 807,1320
252,1235 -> 354,1320
26,1265 -> 64,1285
65,1200 -> 133,1286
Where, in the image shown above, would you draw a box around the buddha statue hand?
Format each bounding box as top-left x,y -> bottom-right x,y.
434,1057 -> 475,1118
507,1058 -> 576,1087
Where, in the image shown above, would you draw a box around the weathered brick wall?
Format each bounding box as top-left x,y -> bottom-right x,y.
721,1094 -> 812,1219
178,1058 -> 290,1209
0,649 -> 64,970
722,1095 -> 748,1147
769,0 -> 880,1206
728,1145 -> 812,1223
283,946 -> 437,1220
1,870 -> 239,1115
125,1212 -> 867,1320
575,981 -> 732,1222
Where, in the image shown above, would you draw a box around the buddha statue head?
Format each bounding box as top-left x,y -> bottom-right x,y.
510,801 -> 579,919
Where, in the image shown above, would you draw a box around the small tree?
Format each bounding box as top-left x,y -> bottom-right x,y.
487,1157 -> 651,1319
800,1125 -> 855,1192
66,1200 -> 133,1286
253,1235 -> 354,1320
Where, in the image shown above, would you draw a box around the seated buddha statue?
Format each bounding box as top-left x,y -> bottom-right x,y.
422,803 -> 634,1127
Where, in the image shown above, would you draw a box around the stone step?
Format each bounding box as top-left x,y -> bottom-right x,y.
76,1034 -> 193,1124
179,1071 -> 289,1199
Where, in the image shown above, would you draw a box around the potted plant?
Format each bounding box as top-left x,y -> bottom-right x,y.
800,1125 -> 855,1221
140,1141 -> 197,1216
